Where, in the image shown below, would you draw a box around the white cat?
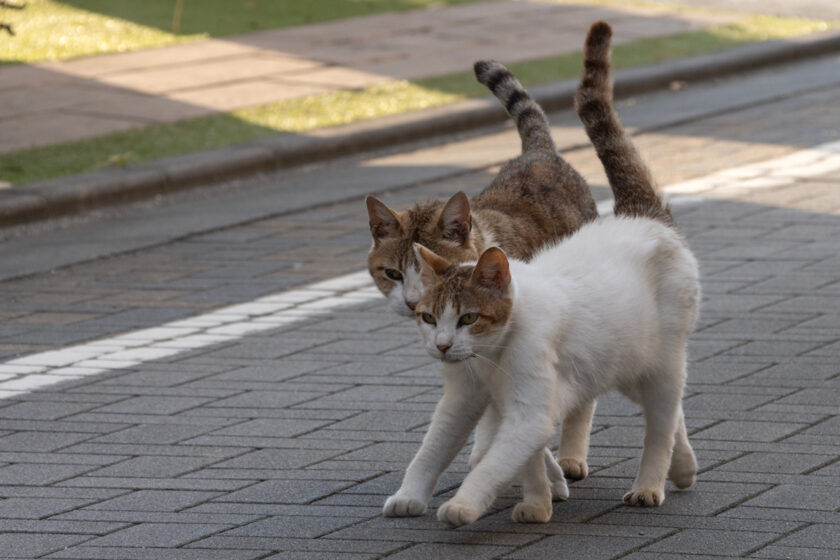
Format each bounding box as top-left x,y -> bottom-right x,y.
384,213 -> 700,526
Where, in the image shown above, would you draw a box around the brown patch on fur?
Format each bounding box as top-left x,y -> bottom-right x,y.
575,21 -> 674,227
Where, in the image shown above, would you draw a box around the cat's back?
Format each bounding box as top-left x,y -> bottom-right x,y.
527,215 -> 697,303
470,154 -> 598,261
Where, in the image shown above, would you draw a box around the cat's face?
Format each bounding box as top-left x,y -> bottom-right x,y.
366,192 -> 478,317
413,244 -> 512,362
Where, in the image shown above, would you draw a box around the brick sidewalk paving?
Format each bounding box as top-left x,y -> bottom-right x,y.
0,51 -> 838,558
1,1 -> 742,154
0,158 -> 837,558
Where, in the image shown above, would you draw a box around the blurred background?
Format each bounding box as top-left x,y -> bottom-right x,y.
1,0 -> 837,188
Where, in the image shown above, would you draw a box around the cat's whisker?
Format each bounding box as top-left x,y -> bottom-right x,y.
470,353 -> 514,381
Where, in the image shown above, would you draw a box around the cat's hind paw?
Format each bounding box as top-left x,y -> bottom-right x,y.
512,502 -> 552,523
668,450 -> 698,490
551,476 -> 569,501
558,457 -> 589,481
437,500 -> 481,526
383,495 -> 427,517
623,487 -> 665,507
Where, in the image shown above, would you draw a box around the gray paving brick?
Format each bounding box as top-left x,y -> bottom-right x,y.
742,484 -> 840,511
0,430 -> 93,451
771,523 -> 840,549
87,455 -> 224,478
222,514 -> 365,538
85,490 -> 222,512
504,533 -> 649,560
58,476 -> 254,492
184,535 -> 403,554
205,390 -> 325,409
0,463 -> 96,485
44,545 -> 269,560
93,396 -> 213,415
89,423 -> 217,444
83,522 -> 232,548
0,401 -> 100,421
0,497 -> 92,519
214,479 -> 355,504
208,418 -> 333,438
644,528 -> 781,556
692,420 -> 809,442
717,452 -> 836,474
211,448 -> 342,469
0,533 -> 94,558
389,543 -> 516,560
261,553 -> 378,560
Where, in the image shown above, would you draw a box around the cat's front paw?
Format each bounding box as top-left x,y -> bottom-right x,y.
383,494 -> 427,517
512,501 -> 552,523
437,500 -> 481,526
623,487 -> 665,507
558,457 -> 589,480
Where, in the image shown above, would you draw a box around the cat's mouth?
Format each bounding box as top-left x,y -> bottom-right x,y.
437,351 -> 470,363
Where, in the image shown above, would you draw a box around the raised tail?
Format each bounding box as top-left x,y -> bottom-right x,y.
474,60 -> 555,154
576,21 -> 672,225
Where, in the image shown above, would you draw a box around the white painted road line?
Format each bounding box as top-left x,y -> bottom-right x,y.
2,139 -> 840,399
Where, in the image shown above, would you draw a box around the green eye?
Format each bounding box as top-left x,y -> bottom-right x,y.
421,312 -> 437,325
385,268 -> 403,282
459,312 -> 479,326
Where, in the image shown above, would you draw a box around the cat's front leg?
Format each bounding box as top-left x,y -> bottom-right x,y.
437,414 -> 554,526
384,365 -> 487,517
512,449 -> 554,522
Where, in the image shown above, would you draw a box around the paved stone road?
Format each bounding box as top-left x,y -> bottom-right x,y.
2,1 -> 742,153
0,57 -> 838,558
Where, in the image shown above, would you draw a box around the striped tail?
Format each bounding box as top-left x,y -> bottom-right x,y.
575,21 -> 672,225
474,60 -> 555,154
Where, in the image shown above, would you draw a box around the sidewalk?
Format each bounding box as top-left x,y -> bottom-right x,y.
0,65 -> 837,556
3,1 -> 743,155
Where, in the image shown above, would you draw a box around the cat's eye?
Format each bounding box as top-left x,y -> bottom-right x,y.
384,268 -> 403,282
458,312 -> 479,326
421,312 -> 437,325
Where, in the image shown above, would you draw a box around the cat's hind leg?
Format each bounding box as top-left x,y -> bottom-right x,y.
512,449 -> 553,523
668,404 -> 697,489
543,447 -> 569,501
623,369 -> 685,507
556,400 -> 595,480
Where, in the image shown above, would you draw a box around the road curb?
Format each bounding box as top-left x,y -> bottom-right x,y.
4,29 -> 840,227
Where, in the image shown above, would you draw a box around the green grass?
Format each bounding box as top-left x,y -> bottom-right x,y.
2,15 -> 837,186
0,0 -> 481,63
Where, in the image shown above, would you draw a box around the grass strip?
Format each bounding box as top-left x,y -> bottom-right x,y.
2,16 -> 836,186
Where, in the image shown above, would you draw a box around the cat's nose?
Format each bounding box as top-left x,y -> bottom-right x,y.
405,300 -> 417,311
436,343 -> 451,354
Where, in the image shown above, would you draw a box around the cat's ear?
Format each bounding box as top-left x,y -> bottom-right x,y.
472,247 -> 510,294
438,191 -> 471,245
366,196 -> 401,242
413,243 -> 450,289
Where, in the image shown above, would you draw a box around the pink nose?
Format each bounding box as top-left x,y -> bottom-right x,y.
436,343 -> 451,354
406,300 -> 417,311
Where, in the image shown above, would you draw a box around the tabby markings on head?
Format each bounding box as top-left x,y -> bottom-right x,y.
366,193 -> 478,317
